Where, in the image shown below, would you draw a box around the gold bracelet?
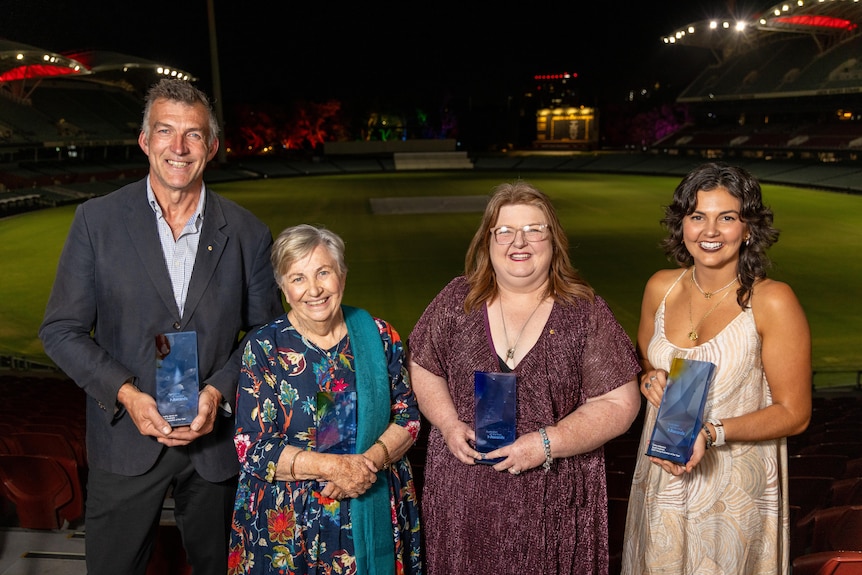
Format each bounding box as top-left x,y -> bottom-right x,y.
374,439 -> 390,469
290,449 -> 302,481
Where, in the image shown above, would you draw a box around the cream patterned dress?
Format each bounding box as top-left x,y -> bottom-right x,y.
622,269 -> 790,575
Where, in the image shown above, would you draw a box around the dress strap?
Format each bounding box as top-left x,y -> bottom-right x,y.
662,268 -> 690,304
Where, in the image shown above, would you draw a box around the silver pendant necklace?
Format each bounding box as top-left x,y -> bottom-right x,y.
500,297 -> 544,366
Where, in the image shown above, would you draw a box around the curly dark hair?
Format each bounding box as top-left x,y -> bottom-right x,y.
660,162 -> 779,308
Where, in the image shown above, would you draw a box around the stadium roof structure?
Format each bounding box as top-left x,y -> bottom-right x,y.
0,38 -> 196,100
661,0 -> 862,60
0,38 -> 88,83
63,50 -> 195,85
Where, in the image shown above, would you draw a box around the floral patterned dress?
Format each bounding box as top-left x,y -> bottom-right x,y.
228,312 -> 422,575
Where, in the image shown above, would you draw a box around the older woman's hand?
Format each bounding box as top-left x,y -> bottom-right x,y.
319,454 -> 378,500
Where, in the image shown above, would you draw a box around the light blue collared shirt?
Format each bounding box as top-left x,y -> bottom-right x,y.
147,177 -> 206,318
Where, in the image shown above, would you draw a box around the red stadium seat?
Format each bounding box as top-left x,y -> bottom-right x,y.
791,476 -> 836,519
831,477 -> 862,506
0,453 -> 75,529
814,552 -> 862,575
800,443 -> 862,459
11,430 -> 85,468
9,431 -> 86,525
844,458 -> 862,480
790,454 -> 849,480
793,505 -> 862,574
0,435 -> 20,454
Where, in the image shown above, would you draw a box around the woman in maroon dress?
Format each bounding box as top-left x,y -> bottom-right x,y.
408,180 -> 641,575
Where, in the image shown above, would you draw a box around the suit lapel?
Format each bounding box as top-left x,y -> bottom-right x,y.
182,190 -> 228,327
123,184 -> 181,319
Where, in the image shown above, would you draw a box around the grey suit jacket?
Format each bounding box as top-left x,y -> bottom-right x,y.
39,178 -> 283,481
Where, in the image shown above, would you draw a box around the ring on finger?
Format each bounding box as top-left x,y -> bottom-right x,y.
509,468 -> 520,475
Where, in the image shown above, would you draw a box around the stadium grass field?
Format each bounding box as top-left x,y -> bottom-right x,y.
2,170 -> 860,387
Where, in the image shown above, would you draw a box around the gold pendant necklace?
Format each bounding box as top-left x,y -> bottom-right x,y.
500,297 -> 544,366
691,266 -> 738,299
688,288 -> 733,341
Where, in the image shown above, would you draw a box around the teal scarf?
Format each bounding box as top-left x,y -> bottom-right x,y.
343,305 -> 395,575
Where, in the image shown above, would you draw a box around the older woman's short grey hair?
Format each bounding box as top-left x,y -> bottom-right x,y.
271,224 -> 347,283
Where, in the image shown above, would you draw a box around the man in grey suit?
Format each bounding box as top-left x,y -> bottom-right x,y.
39,79 -> 284,575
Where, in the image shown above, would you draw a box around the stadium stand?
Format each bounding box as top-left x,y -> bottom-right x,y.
393,151 -> 473,170
1,1 -> 862,212
654,0 -> 862,166
0,38 -> 192,170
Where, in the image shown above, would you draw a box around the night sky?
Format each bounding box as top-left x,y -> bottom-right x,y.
1,1 -> 773,107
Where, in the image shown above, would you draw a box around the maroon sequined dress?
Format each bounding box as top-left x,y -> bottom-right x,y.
409,277 -> 639,575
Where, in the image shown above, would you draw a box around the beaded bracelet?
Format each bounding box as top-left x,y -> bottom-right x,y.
538,427 -> 553,472
701,423 -> 714,450
374,439 -> 391,469
289,449 -> 302,481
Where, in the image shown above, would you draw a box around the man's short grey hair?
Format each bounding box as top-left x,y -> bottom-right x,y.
141,79 -> 219,146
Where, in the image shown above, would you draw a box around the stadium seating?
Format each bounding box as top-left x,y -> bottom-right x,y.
790,454 -> 849,481
790,476 -> 836,520
0,453 -> 77,529
793,506 -> 862,575
832,477 -> 862,507
801,443 -> 862,459
808,553 -> 862,575
845,458 -> 862,480
790,36 -> 862,93
393,151 -> 473,171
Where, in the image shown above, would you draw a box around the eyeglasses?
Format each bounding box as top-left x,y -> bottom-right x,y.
490,224 -> 549,245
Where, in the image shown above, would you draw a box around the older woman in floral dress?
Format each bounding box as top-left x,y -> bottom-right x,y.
229,224 -> 422,575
